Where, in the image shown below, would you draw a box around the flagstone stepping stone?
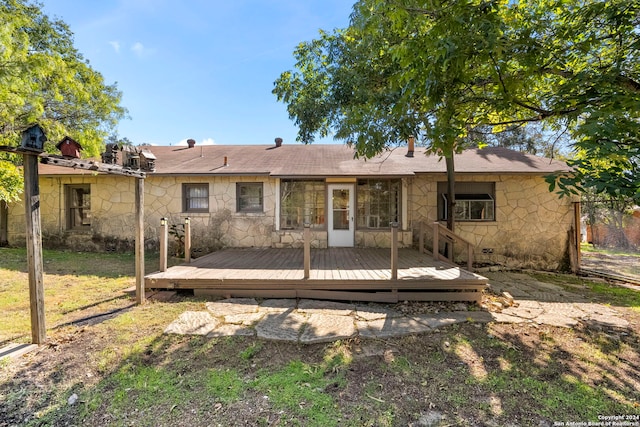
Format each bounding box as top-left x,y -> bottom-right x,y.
206,298 -> 259,316
297,299 -> 355,316
299,314 -> 356,344
207,324 -> 255,338
255,312 -> 307,341
355,305 -> 403,321
164,311 -> 219,335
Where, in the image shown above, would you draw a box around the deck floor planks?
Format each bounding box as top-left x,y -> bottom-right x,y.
145,247 -> 488,301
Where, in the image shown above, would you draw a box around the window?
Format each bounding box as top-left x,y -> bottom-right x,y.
280,180 -> 325,229
66,185 -> 91,230
357,179 -> 401,229
183,183 -> 209,212
237,182 -> 263,212
438,182 -> 495,221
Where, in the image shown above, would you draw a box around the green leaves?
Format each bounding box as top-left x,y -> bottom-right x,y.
0,159 -> 23,203
0,0 -> 126,157
0,0 -> 128,202
273,0 -> 639,201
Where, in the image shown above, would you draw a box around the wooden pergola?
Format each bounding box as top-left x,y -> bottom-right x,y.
1,127 -> 147,345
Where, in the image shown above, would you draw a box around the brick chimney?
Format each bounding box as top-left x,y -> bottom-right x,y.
187,138 -> 196,148
275,137 -> 283,148
406,136 -> 415,158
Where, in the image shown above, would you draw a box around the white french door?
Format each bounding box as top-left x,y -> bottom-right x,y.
327,184 -> 354,247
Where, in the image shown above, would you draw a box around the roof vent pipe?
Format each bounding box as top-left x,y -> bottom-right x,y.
223,156 -> 228,166
187,139 -> 196,148
275,137 -> 283,148
406,136 -> 415,158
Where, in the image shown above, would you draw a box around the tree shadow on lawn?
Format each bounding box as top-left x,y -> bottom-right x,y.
1,301 -> 639,427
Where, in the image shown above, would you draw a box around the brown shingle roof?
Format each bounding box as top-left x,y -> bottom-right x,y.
38,144 -> 570,176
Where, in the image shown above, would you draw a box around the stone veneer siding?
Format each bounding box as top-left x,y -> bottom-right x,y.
408,174 -> 575,269
7,172 -> 574,269
7,174 -> 276,253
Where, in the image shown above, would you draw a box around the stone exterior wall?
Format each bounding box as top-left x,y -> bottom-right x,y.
409,174 -> 575,269
7,174 -> 277,253
6,172 -> 574,269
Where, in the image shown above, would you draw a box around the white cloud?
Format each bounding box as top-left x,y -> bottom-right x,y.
176,138 -> 216,146
131,42 -> 145,56
109,41 -> 120,53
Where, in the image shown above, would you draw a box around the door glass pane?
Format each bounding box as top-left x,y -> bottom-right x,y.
332,189 -> 350,230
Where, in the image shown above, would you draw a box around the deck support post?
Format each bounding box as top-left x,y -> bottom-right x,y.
419,221 -> 425,254
23,153 -> 46,344
391,222 -> 398,280
303,223 -> 311,279
184,217 -> 191,263
135,177 -> 145,304
160,217 -> 168,272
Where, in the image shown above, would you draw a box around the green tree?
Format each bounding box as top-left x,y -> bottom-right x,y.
274,0 -> 507,231
275,0 -> 640,213
0,0 -> 127,203
499,0 -> 640,201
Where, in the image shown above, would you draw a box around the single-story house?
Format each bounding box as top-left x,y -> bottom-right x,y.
3,141 -> 575,269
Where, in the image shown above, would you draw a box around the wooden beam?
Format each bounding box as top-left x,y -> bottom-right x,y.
0,146 -> 146,178
23,153 -> 46,344
135,177 -> 145,304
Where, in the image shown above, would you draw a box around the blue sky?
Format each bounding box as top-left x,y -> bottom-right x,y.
41,1 -> 354,146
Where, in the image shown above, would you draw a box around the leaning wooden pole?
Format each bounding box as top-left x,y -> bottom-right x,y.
23,153 -> 46,344
574,201 -> 581,267
135,177 -> 145,304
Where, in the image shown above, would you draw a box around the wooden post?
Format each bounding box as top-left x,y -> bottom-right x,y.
303,224 -> 311,279
419,221 -> 424,254
135,177 -> 145,304
23,153 -> 46,344
574,201 -> 581,267
467,245 -> 474,272
391,222 -> 398,280
432,222 -> 439,261
159,217 -> 168,272
184,217 -> 191,263
0,200 -> 8,246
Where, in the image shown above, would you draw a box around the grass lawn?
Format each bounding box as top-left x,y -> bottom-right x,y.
1,247 -> 639,426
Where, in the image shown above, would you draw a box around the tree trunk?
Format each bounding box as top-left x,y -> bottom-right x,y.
446,154 -> 456,232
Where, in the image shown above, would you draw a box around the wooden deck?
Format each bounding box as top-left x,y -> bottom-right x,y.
145,248 -> 488,303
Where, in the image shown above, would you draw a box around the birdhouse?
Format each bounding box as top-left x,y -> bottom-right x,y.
20,124 -> 47,152
140,149 -> 157,171
101,143 -> 120,164
56,136 -> 83,159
